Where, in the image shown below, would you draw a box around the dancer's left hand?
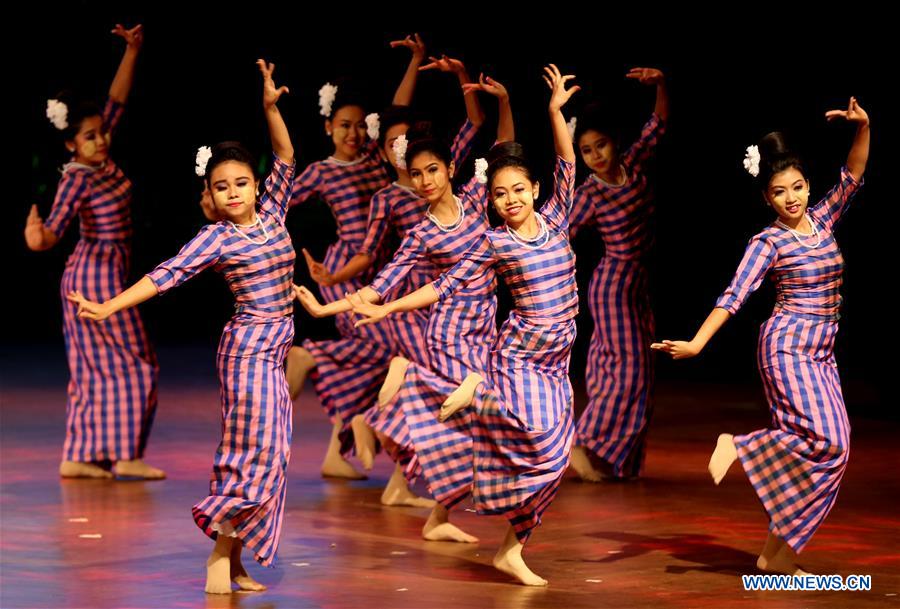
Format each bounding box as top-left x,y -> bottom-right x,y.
346,291 -> 387,327
258,59 -> 290,109
67,291 -> 112,322
626,67 -> 664,86
650,339 -> 700,360
825,96 -> 869,126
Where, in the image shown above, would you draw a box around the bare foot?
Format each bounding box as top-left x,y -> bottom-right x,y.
381,464 -> 436,508
321,418 -> 366,480
493,525 -> 548,586
59,460 -> 113,479
378,357 -> 409,408
113,459 -> 166,480
439,373 -> 483,422
286,347 -> 316,401
708,433 -> 737,485
206,536 -> 234,594
422,504 -> 478,543
758,537 -> 809,575
568,446 -> 603,482
230,539 -> 266,591
350,414 -> 376,471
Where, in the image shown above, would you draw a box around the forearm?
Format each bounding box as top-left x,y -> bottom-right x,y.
265,104 -> 294,163
331,253 -> 373,284
846,121 -> 870,182
459,71 -> 486,127
383,284 -> 439,315
109,46 -> 140,104
690,307 -> 731,351
107,276 -> 158,315
654,81 -> 669,123
393,56 -> 423,106
496,97 -> 514,143
320,286 -> 382,316
549,108 -> 575,163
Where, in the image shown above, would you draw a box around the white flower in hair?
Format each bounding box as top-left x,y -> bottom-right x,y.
365,113 -> 380,140
392,134 -> 408,170
743,145 -> 760,177
195,146 -> 212,177
318,82 -> 338,117
474,158 -> 489,184
566,116 -> 577,142
46,99 -> 68,130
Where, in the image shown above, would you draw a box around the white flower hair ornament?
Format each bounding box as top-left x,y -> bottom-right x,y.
743,145 -> 760,177
46,99 -> 68,130
365,113 -> 380,140
195,146 -> 212,177
318,82 -> 338,117
392,134 -> 408,170
566,116 -> 577,143
474,158 -> 489,185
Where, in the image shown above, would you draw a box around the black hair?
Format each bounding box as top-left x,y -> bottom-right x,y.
485,141 -> 535,192
203,141 -> 257,185
404,121 -> 452,169
377,105 -> 414,148
50,91 -> 103,142
754,131 -> 807,189
573,101 -> 622,152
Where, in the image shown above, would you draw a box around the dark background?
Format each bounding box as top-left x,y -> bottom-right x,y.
7,3 -> 890,414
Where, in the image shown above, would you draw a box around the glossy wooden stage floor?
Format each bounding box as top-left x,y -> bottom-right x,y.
1,348 -> 897,608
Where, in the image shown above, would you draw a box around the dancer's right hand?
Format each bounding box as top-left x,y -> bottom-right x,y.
198,186 -> 219,222
419,54 -> 467,75
650,339 -> 700,360
67,291 -> 113,322
390,33 -> 426,62
302,249 -> 335,287
111,23 -> 144,49
24,205 -> 46,250
293,284 -> 326,317
461,73 -> 509,100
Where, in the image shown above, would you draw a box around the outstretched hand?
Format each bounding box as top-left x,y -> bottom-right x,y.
543,64 -> 579,113
111,23 -> 144,49
825,96 -> 869,126
461,73 -> 509,99
257,59 -> 290,109
650,339 -> 700,360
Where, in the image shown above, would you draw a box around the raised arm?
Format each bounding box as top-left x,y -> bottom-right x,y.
825,96 -> 869,182
461,74 -> 514,143
390,33 -> 426,106
257,59 -> 294,163
67,276 -> 158,322
108,24 -> 144,105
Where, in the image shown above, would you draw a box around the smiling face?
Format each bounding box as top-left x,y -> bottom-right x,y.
490,166 -> 540,229
765,167 -> 810,224
66,115 -> 111,166
326,105 -> 367,161
208,160 -> 259,224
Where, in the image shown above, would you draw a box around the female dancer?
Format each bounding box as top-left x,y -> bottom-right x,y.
25,24 -> 163,480
69,60 -> 298,593
653,97 -> 869,575
567,68 -> 669,481
344,64 -> 580,585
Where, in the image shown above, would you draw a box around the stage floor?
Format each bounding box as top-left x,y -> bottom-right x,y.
1,347 -> 897,608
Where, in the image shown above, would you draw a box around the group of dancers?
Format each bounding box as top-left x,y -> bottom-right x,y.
25,25 -> 870,593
